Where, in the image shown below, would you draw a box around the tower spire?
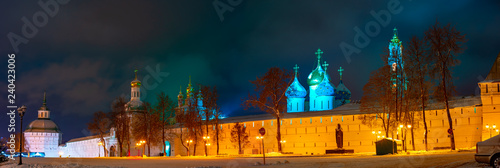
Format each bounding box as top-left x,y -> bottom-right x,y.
322,61 -> 329,71
338,67 -> 344,80
134,69 -> 138,80
315,48 -> 323,66
293,64 -> 299,77
43,90 -> 47,106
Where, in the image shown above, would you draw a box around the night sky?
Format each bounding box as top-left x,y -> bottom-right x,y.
1,0 -> 499,143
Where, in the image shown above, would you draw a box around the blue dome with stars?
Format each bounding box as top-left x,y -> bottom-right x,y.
315,61 -> 335,96
286,65 -> 307,98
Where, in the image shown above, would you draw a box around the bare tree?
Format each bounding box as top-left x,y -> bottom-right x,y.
360,65 -> 394,137
132,102 -> 162,156
230,122 -> 249,154
243,67 -> 292,153
405,35 -> 431,150
175,87 -> 202,156
87,111 -> 111,157
155,92 -> 176,156
425,22 -> 467,150
200,85 -> 224,155
110,96 -> 129,157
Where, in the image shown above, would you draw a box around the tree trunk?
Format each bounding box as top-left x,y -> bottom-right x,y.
162,114 -> 166,157
421,80 -> 428,151
442,63 -> 455,150
411,111 -> 415,151
276,115 -> 282,153
216,122 -> 220,155
238,128 -> 242,154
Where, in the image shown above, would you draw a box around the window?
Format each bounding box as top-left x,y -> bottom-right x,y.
290,119 -> 292,125
486,84 -> 488,93
461,109 -> 463,114
314,100 -> 316,108
296,102 -> 299,111
244,123 -> 246,128
253,122 -> 255,127
271,121 -> 273,126
455,119 -> 457,126
321,101 -> 323,109
331,117 -> 333,122
468,118 -> 470,125
262,121 -> 264,127
310,118 -> 312,124
300,119 -> 302,124
328,101 -> 330,109
320,117 -> 322,123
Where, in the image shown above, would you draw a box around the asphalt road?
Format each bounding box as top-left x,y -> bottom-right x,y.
0,151 -> 493,168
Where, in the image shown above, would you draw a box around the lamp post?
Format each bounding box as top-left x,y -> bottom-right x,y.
17,105 -> 26,165
256,136 -> 264,165
140,140 -> 146,157
279,140 -> 286,152
486,124 -> 497,138
203,136 -> 210,156
186,140 -> 193,156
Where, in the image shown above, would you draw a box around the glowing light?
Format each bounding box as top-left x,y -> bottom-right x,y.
486,124 -> 490,128
372,131 -> 375,134
399,125 -> 403,128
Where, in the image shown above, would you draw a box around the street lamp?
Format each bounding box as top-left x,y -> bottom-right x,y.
17,105 -> 26,165
203,136 -> 210,156
186,140 -> 193,156
256,136 -> 265,164
486,124 -> 497,138
98,142 -> 103,157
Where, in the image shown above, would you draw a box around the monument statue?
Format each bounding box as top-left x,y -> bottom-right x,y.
336,124 -> 343,149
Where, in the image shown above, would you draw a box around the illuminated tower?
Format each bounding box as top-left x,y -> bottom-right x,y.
388,28 -> 407,89
127,70 -> 143,111
388,28 -> 403,73
286,64 -> 307,112
177,86 -> 184,108
24,92 -> 62,157
334,67 -> 351,107
307,49 -> 335,111
314,61 -> 335,110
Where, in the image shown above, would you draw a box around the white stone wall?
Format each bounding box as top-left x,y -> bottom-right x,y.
24,132 -> 60,157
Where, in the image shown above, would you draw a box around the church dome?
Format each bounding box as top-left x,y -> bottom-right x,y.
307,49 -> 326,86
286,76 -> 307,98
307,66 -> 325,86
131,70 -> 141,87
335,80 -> 351,100
315,71 -> 335,96
25,119 -> 61,133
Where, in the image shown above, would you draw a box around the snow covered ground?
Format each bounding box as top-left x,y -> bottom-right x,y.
0,151 -> 493,168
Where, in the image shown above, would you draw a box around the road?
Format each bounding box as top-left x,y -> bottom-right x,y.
0,151 -> 493,168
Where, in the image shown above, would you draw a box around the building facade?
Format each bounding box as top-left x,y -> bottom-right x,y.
24,92 -> 62,157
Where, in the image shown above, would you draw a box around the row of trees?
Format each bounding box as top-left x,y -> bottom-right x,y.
360,22 -> 466,151
172,85 -> 225,156
87,92 -> 177,157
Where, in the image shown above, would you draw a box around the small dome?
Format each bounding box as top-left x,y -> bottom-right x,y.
286,76 -> 307,98
131,70 -> 141,87
307,65 -> 325,86
25,119 -> 61,133
335,80 -> 351,100
315,73 -> 335,96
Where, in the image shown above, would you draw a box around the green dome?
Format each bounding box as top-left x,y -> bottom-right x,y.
307,64 -> 325,86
